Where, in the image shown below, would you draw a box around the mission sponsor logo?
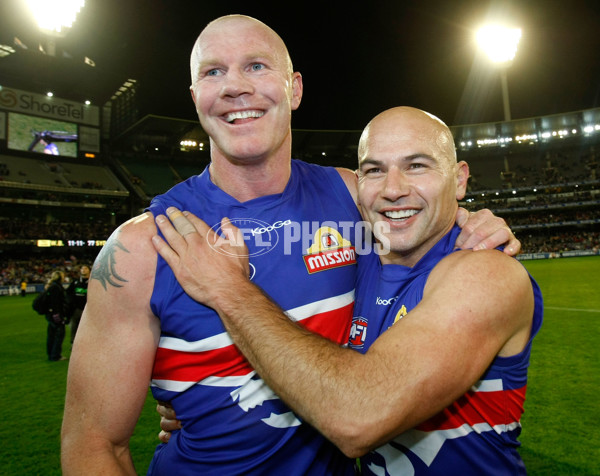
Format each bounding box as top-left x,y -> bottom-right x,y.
303,226 -> 356,274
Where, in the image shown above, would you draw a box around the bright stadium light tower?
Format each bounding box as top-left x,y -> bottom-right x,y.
26,0 -> 85,55
476,24 -> 522,121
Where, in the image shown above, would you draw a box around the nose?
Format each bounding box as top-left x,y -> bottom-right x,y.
381,166 -> 410,201
220,68 -> 254,98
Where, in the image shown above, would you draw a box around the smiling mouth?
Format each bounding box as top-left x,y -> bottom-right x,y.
382,209 -> 419,221
225,110 -> 265,123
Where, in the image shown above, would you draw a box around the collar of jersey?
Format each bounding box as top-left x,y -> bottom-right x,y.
199,163 -> 297,210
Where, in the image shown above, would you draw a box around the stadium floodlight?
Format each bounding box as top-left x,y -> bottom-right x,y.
476,25 -> 522,64
26,0 -> 85,36
476,24 -> 522,122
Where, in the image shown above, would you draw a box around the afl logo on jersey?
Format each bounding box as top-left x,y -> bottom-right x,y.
208,217 -> 284,257
348,316 -> 368,348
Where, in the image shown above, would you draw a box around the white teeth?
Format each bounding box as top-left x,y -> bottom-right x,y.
225,110 -> 264,123
384,210 -> 418,219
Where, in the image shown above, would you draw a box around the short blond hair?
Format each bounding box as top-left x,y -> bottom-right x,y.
48,271 -> 65,284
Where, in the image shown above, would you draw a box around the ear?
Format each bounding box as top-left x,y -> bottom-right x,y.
190,85 -> 198,107
455,161 -> 469,200
354,169 -> 366,217
291,72 -> 303,110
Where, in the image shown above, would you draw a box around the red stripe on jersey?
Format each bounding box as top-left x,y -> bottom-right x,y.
152,301 -> 354,382
416,386 -> 527,432
299,301 -> 353,345
152,344 -> 251,381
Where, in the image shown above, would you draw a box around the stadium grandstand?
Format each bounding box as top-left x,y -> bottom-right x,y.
1,25 -> 599,295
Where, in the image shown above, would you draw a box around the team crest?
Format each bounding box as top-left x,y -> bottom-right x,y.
303,227 -> 356,274
393,305 -> 407,324
349,316 -> 368,348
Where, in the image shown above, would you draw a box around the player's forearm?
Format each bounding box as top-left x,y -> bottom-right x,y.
61,433 -> 136,476
61,384 -> 139,475
212,280 -> 383,456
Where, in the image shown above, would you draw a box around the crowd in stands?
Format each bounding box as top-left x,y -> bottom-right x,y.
0,189 -> 126,210
0,159 -> 121,192
0,218 -> 116,242
464,145 -> 598,192
0,221 -> 597,289
519,230 -> 600,254
0,142 -> 598,289
465,184 -> 598,208
506,209 -> 600,228
0,255 -> 94,287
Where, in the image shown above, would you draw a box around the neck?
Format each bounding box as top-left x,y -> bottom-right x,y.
378,218 -> 457,268
209,152 -> 292,203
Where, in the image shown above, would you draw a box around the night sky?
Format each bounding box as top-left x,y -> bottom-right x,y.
2,0 -> 600,130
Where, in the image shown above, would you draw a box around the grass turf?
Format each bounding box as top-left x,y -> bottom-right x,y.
0,294 -> 157,475
0,255 -> 598,474
519,257 -> 600,475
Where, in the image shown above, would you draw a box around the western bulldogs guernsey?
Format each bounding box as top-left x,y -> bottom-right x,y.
349,225 -> 543,476
146,160 -> 359,475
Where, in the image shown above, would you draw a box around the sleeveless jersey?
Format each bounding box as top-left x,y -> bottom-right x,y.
349,225 -> 543,475
146,160 -> 360,475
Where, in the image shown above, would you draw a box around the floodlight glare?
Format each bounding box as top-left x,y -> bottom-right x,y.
476,25 -> 522,64
26,0 -> 85,35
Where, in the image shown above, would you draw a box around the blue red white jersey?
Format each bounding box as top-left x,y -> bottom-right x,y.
349,225 -> 544,475
145,160 -> 360,475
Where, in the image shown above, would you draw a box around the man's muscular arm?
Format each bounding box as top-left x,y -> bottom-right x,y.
152,209 -> 533,457
62,214 -> 160,475
154,202 -> 521,440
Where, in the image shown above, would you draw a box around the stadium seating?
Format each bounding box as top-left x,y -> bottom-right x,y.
1,109 -> 599,288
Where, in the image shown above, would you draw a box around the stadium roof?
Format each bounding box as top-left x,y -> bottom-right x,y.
113,115 -> 207,151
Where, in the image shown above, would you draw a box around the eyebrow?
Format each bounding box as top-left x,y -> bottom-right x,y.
199,52 -> 277,68
358,153 -> 436,169
358,158 -> 383,169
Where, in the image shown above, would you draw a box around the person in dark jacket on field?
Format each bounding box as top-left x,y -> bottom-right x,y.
66,265 -> 90,344
45,271 -> 68,361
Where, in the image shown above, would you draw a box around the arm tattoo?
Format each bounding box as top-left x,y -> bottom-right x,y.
92,234 -> 130,290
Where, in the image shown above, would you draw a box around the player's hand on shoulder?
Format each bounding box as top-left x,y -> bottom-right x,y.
455,207 -> 520,256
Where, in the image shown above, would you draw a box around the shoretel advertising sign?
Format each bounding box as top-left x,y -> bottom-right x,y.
0,87 -> 99,126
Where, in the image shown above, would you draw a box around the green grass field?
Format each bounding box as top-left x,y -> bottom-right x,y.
1,256 -> 599,475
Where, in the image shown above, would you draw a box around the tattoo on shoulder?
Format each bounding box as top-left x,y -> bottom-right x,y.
91,234 -> 130,290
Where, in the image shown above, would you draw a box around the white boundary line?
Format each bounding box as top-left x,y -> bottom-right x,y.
545,306 -> 600,313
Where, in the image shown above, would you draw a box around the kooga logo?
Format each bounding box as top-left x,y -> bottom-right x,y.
250,219 -> 292,236
376,296 -> 397,306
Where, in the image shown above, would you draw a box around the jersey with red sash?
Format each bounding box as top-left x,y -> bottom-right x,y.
349,225 -> 543,475
146,160 -> 360,475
